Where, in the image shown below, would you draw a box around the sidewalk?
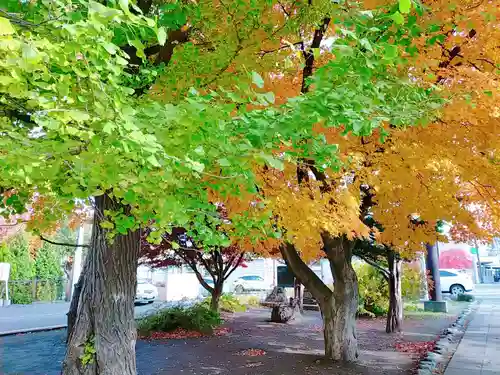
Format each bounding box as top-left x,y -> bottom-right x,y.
445,292 -> 500,375
0,299 -> 199,335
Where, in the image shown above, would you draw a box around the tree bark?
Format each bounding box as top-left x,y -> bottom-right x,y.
66,255 -> 88,343
62,195 -> 141,375
210,282 -> 223,312
386,252 -> 403,333
280,240 -> 358,361
321,234 -> 359,362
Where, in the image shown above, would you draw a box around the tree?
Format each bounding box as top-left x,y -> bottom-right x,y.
140,227 -> 246,312
238,4 -> 443,362
241,0 -> 499,359
2,1 -> 414,372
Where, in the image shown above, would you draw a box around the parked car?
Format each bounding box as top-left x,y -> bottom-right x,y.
439,269 -> 474,296
232,275 -> 271,294
135,280 -> 158,304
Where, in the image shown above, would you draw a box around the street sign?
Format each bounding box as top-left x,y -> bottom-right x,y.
0,263 -> 10,282
470,247 -> 478,255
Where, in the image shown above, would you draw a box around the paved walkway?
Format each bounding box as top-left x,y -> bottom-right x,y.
445,285 -> 500,375
0,301 -> 176,335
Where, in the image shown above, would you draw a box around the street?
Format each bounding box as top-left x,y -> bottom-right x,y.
0,302 -> 166,335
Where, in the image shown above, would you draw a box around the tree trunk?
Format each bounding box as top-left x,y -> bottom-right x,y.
321,234 -> 359,362
66,258 -> 86,343
280,240 -> 358,361
386,252 -> 403,333
210,282 -> 223,312
62,195 -> 141,375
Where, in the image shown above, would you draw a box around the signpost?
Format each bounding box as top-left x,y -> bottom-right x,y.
0,262 -> 11,306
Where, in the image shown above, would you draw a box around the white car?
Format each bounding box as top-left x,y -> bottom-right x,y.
135,280 -> 158,304
440,269 -> 474,296
232,275 -> 271,294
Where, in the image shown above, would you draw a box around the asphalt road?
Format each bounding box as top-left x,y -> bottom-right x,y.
0,301 -> 168,335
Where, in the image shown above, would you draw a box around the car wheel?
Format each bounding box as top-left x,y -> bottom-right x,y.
234,285 -> 244,294
148,300 -> 154,304
450,284 -> 465,296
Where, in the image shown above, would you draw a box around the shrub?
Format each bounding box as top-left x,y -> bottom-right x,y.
0,236 -> 35,304
241,295 -> 261,308
404,303 -> 424,312
36,278 -> 63,301
355,263 -> 389,316
402,263 -> 425,302
137,304 -> 221,336
456,294 -> 475,302
201,293 -> 247,312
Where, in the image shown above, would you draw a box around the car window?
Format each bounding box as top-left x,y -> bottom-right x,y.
255,276 -> 264,281
440,270 -> 457,277
241,276 -> 253,280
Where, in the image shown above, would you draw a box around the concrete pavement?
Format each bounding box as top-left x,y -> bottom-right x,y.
445,283 -> 500,375
0,301 -> 177,335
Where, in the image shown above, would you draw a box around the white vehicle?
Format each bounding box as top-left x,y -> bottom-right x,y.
232,275 -> 271,294
440,269 -> 474,296
135,280 -> 158,304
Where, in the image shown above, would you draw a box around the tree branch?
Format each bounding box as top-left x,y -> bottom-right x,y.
40,235 -> 88,248
223,252 -> 245,281
358,255 -> 390,280
280,242 -> 332,303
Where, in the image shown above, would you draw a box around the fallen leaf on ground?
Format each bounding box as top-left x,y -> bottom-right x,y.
244,362 -> 264,367
140,326 -> 232,341
236,349 -> 267,357
214,327 -> 232,336
395,340 -> 436,358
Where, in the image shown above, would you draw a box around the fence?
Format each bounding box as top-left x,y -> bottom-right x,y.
2,278 -> 67,304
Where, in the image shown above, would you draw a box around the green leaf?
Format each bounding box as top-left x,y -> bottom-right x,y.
157,27 -> 167,46
102,42 -> 118,55
103,122 -> 115,134
383,45 -> 399,60
359,38 -> 374,53
67,110 -> 90,122
399,0 -> 412,14
0,17 -> 15,35
262,91 -> 275,104
261,154 -> 284,171
390,11 -> 405,25
171,241 -> 180,249
147,155 -> 160,167
119,0 -> 130,12
251,72 -> 264,89
218,158 -> 231,167
100,221 -> 114,229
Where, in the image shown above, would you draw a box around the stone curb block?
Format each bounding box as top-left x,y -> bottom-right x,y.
0,325 -> 67,337
416,300 -> 479,375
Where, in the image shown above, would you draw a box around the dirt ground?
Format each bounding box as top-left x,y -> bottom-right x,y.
0,305 -> 465,375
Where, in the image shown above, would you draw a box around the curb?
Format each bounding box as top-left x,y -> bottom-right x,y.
0,324 -> 67,337
416,300 -> 479,375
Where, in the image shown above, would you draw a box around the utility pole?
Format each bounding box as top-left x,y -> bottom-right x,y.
70,225 -> 85,299
473,239 -> 484,284
425,243 -> 442,302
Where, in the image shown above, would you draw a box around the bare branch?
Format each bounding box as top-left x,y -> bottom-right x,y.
40,235 -> 88,248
